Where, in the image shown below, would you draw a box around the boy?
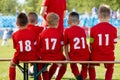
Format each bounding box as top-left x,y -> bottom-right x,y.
37,12 -> 66,80
1,28 -> 9,46
27,12 -> 45,79
9,13 -> 39,80
27,12 -> 45,38
64,12 -> 90,80
89,4 -> 117,80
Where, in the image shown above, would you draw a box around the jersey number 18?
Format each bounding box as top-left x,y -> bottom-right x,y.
18,40 -> 32,52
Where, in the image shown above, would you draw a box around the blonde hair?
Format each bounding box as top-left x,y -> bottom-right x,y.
46,12 -> 59,27
98,4 -> 110,18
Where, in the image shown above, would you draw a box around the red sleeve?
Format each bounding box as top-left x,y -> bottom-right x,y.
42,0 -> 49,6
64,30 -> 69,45
36,35 -> 41,51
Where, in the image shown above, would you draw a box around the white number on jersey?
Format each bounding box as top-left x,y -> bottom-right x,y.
45,38 -> 57,50
18,40 -> 32,52
74,37 -> 85,49
98,34 -> 109,46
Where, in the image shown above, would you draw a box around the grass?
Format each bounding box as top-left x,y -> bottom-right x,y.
0,38 -> 120,80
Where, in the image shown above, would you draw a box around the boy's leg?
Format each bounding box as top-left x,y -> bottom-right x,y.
5,40 -> 9,46
54,66 -> 60,78
55,64 -> 66,80
41,64 -> 49,80
1,40 -> 5,46
42,71 -> 49,80
81,64 -> 88,80
49,63 -> 58,79
105,64 -> 114,80
70,63 -> 80,77
9,61 -> 16,80
37,64 -> 43,80
88,65 -> 96,80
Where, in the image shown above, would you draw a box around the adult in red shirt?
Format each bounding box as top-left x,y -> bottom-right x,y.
40,0 -> 66,33
64,12 -> 90,80
37,13 -> 66,80
89,4 -> 117,80
9,13 -> 39,80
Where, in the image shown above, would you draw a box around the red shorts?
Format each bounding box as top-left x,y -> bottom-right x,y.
90,53 -> 115,66
41,52 -> 66,61
69,52 -> 90,61
13,52 -> 40,64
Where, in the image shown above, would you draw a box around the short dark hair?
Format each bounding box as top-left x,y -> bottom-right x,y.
69,12 -> 79,23
17,13 -> 28,27
28,12 -> 38,23
98,4 -> 110,18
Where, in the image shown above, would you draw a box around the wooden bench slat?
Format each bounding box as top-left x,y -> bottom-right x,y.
1,58 -> 120,64
21,60 -> 120,64
0,58 -> 12,61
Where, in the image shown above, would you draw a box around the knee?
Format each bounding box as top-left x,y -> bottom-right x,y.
105,65 -> 114,70
89,64 -> 95,68
10,61 -> 16,68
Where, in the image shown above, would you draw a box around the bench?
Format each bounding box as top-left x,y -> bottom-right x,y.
1,58 -> 120,80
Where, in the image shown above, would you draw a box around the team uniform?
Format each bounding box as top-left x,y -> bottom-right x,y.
27,24 -> 45,49
37,28 -> 66,80
12,28 -> 39,64
42,0 -> 66,33
90,22 -> 117,80
27,24 -> 44,38
64,26 -> 90,80
38,28 -> 65,60
27,24 -> 45,80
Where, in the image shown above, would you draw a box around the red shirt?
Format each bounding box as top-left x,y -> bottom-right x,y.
27,24 -> 44,38
12,28 -> 39,64
42,0 -> 66,33
38,28 -> 65,60
64,26 -> 90,61
90,22 -> 117,61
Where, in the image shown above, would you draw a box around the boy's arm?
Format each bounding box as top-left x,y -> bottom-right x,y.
114,28 -> 118,44
40,6 -> 47,17
40,0 -> 49,18
65,44 -> 70,61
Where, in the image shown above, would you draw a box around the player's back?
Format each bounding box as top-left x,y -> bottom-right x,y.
27,24 -> 44,37
90,22 -> 117,54
12,28 -> 37,53
40,28 -> 63,52
65,26 -> 89,53
39,28 -> 64,60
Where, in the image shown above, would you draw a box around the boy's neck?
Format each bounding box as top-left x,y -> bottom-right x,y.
99,18 -> 110,22
19,26 -> 26,29
48,25 -> 57,28
29,22 -> 37,25
70,23 -> 79,26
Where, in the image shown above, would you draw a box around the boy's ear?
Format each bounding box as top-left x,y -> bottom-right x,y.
36,20 -> 38,24
78,21 -> 80,24
98,13 -> 102,19
16,22 -> 19,27
67,19 -> 71,25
